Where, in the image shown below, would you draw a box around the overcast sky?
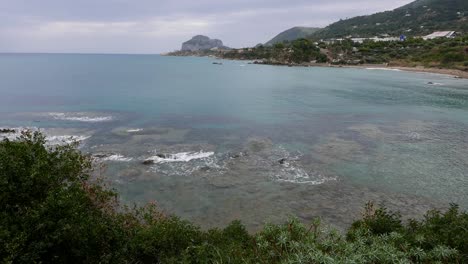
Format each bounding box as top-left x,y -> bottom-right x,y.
0,0 -> 414,54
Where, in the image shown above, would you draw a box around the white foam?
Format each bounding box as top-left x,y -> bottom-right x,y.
127,128 -> 143,133
366,67 -> 401,72
101,154 -> 133,162
0,127 -> 37,141
46,135 -> 90,145
49,112 -> 113,122
148,151 -> 215,164
275,165 -> 331,184
426,82 -> 444,86
0,127 -> 90,146
271,146 -> 336,185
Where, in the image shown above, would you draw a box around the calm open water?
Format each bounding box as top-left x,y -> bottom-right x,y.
1,53 -> 467,230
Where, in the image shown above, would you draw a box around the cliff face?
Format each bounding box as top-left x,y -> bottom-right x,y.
181,35 -> 229,51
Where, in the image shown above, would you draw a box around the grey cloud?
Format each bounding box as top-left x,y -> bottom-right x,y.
0,0 -> 413,53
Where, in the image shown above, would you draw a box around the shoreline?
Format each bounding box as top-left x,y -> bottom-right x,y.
333,64 -> 468,79
166,54 -> 468,79
253,61 -> 468,79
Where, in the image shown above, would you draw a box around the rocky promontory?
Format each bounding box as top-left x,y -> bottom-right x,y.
181,35 -> 230,52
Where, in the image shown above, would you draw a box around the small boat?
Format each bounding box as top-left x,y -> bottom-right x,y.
212,62 -> 223,65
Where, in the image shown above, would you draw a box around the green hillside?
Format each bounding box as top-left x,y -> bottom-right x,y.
265,27 -> 321,45
312,0 -> 468,39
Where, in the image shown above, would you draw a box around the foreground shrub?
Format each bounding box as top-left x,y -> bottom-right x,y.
1,132 -> 466,263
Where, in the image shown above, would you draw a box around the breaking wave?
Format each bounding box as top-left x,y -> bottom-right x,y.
46,135 -> 90,145
49,112 -> 113,122
147,151 -> 215,164
0,127 -> 90,146
366,67 -> 401,72
100,154 -> 133,162
127,128 -> 143,133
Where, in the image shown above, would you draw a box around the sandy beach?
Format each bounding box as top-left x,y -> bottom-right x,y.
305,63 -> 468,79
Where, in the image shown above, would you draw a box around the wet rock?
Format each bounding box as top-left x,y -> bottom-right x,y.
93,153 -> 110,158
199,166 -> 211,172
0,128 -> 15,133
247,138 -> 272,153
229,152 -> 243,159
427,82 -> 434,85
278,158 -> 287,165
155,153 -> 167,159
142,159 -> 155,165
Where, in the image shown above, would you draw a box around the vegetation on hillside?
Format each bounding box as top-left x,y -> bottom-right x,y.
1,132 -> 468,263
223,38 -> 328,64
326,35 -> 468,69
265,27 -> 322,46
311,0 -> 468,39
172,35 -> 468,71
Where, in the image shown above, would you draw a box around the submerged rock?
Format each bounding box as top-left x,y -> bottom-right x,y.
0,128 -> 16,134
93,153 -> 110,159
155,153 -> 167,159
142,160 -> 155,165
199,166 -> 211,172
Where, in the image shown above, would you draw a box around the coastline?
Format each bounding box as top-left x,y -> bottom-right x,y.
165,54 -> 468,79
251,61 -> 468,79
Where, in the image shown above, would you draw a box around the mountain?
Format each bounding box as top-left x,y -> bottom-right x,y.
265,27 -> 321,45
181,35 -> 230,51
311,0 -> 468,39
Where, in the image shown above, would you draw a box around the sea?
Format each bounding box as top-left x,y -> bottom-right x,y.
1,53 -> 467,230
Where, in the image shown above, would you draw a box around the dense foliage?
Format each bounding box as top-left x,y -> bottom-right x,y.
221,38 -> 328,64
312,0 -> 468,39
1,132 -> 467,263
327,35 -> 468,69
265,27 -> 322,46
173,35 -> 468,71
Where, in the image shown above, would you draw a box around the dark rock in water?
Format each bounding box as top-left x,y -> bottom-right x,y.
427,82 -> 434,85
278,158 -> 287,165
199,166 -> 211,172
93,153 -> 110,158
142,160 -> 155,165
212,62 -> 223,65
229,152 -> 242,159
155,154 -> 167,159
0,128 -> 16,134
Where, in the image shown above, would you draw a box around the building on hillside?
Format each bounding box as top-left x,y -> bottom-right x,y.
323,36 -> 402,44
350,37 -> 400,43
423,31 -> 456,40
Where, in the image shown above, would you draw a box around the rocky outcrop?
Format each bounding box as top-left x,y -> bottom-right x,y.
181,35 -> 229,52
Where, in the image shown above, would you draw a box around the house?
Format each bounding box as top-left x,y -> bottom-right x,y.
423,31 -> 456,40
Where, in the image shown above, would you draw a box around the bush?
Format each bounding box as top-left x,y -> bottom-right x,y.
348,201 -> 403,237
0,131 -> 130,263
1,132 -> 467,263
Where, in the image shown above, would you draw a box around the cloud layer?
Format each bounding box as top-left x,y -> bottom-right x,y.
0,0 -> 413,53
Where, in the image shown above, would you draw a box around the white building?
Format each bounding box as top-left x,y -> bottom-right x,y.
423,31 -> 456,40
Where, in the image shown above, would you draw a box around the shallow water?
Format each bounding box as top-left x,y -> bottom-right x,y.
1,53 -> 467,230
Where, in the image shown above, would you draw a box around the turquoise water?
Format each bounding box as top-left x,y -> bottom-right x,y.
1,53 -> 467,230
